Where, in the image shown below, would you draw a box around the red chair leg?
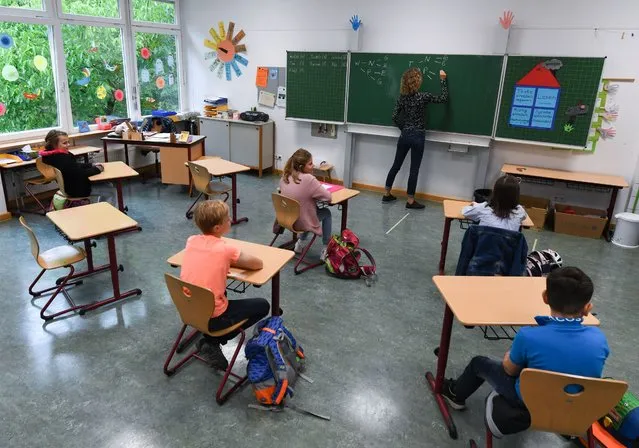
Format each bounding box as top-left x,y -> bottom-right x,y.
486,425 -> 493,448
294,234 -> 323,275
23,184 -> 48,215
216,329 -> 248,405
36,265 -> 86,321
164,324 -> 199,376
185,192 -> 205,219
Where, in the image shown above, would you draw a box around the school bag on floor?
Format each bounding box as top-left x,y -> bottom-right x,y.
324,229 -> 377,286
525,249 -> 563,277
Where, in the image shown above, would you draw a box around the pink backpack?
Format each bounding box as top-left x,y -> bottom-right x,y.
324,229 -> 377,286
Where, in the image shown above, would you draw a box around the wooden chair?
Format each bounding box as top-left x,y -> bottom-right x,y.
52,167 -> 92,209
23,158 -> 56,215
184,161 -> 231,219
470,368 -> 628,448
163,273 -> 248,405
270,192 -> 322,275
19,216 -> 87,321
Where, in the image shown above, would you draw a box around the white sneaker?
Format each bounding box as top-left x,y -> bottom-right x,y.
320,248 -> 328,261
294,239 -> 306,254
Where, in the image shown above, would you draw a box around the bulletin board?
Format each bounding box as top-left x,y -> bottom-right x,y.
256,66 -> 286,107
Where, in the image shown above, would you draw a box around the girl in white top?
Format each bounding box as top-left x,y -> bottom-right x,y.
462,175 -> 528,232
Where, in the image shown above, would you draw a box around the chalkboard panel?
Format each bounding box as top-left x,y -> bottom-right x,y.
347,53 -> 504,136
495,56 -> 605,147
286,51 -> 348,123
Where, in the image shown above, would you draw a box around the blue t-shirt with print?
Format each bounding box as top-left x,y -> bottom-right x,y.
509,316 -> 610,399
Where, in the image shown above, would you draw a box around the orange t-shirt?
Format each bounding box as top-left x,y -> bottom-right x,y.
180,235 -> 241,317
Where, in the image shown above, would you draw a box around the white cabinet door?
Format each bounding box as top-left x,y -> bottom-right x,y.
229,124 -> 260,167
199,118 -> 230,159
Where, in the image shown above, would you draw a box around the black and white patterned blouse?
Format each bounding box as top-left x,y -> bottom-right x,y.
391,79 -> 449,132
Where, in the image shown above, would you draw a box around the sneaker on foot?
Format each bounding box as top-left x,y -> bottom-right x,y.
406,201 -> 425,209
442,379 -> 466,410
197,340 -> 229,371
320,248 -> 328,261
294,239 -> 306,254
382,194 -> 397,203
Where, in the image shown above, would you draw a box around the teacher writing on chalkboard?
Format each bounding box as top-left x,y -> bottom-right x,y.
383,68 -> 448,209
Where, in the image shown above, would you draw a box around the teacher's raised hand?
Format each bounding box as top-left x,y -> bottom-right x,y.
440,70 -> 447,80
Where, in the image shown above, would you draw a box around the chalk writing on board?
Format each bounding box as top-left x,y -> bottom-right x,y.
288,52 -> 346,74
353,55 -> 388,85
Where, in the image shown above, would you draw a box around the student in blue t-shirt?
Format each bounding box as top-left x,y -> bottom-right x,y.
442,266 -> 609,410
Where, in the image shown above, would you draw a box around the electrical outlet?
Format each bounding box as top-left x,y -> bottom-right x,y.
275,154 -> 282,161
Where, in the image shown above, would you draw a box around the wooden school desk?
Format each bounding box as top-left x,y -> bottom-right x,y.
189,157 -> 250,225
502,164 -> 629,241
101,134 -> 206,186
46,202 -> 142,316
329,187 -> 360,232
89,161 -> 139,213
438,200 -> 535,275
426,275 -> 600,440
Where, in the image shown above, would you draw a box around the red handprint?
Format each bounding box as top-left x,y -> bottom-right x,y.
499,10 -> 515,29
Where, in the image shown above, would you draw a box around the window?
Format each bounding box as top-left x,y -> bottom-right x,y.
62,24 -> 128,124
61,0 -> 119,18
0,22 -> 58,133
0,0 -> 43,10
136,32 -> 179,114
132,0 -> 175,24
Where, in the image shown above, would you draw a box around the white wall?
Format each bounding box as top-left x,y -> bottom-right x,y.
181,0 -> 639,211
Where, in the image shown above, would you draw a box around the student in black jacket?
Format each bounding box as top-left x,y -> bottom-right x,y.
41,130 -> 104,209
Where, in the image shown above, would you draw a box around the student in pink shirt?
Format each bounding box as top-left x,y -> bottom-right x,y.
279,148 -> 333,260
180,200 -> 269,369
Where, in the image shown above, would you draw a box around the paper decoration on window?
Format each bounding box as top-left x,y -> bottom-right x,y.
114,89 -> 124,102
77,121 -> 90,132
145,97 -> 156,103
103,59 -> 118,72
168,74 -> 174,86
269,68 -> 278,79
140,69 -> 150,83
140,47 -> 151,60
167,55 -> 174,68
156,76 -> 165,89
0,102 -> 5,116
88,41 -> 98,53
2,64 -> 18,82
499,10 -> 514,29
23,89 -> 41,100
155,59 -> 164,75
96,85 -> 107,100
256,67 -> 268,87
203,20 -> 248,81
349,15 -> 362,31
33,55 -> 48,72
0,34 -> 14,49
508,60 -> 562,130
76,67 -> 91,86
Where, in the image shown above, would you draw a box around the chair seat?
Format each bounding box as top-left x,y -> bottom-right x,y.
26,176 -> 55,186
204,319 -> 248,338
38,245 -> 86,269
206,181 -> 232,195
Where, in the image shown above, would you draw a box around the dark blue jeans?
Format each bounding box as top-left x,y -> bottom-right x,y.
454,356 -> 522,405
385,130 -> 426,196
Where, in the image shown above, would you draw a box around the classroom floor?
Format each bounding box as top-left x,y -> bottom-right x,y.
3,173 -> 638,448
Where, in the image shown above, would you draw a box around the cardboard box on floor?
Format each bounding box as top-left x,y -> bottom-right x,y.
554,203 -> 608,239
520,195 -> 549,229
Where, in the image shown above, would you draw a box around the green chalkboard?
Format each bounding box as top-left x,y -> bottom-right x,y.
286,51 -> 347,123
347,53 -> 504,136
495,56 -> 604,147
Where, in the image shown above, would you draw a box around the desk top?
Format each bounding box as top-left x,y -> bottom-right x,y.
502,164 -> 628,188
0,146 -> 101,170
432,276 -> 600,326
191,157 -> 250,176
443,199 -> 535,228
90,161 -> 139,182
46,202 -> 138,240
331,187 -> 360,205
167,237 -> 295,286
102,134 -> 206,147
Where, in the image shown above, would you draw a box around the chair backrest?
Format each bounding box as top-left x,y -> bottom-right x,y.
18,216 -> 42,266
187,162 -> 213,195
164,272 -> 216,333
53,167 -> 68,196
519,368 -> 627,437
36,157 -> 56,181
271,193 -> 301,232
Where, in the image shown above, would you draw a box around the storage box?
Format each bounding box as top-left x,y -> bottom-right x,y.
554,203 -> 608,239
520,195 -> 550,229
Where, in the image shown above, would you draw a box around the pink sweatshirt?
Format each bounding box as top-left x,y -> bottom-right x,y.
279,172 -> 331,235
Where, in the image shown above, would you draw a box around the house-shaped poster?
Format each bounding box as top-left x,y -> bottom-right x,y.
508,63 -> 561,130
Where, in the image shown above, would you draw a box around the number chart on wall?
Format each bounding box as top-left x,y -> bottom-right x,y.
496,56 -> 605,147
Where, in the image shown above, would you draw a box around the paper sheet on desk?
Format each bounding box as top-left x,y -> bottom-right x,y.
320,182 -> 344,193
0,159 -> 18,166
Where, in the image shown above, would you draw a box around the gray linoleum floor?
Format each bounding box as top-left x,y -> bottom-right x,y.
2,173 -> 638,448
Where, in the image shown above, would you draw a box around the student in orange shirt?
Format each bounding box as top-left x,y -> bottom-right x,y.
180,200 -> 269,369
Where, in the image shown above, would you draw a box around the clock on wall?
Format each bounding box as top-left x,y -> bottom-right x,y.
204,21 -> 248,81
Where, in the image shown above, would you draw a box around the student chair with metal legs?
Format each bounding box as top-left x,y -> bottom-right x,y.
23,158 -> 56,215
184,161 -> 231,219
19,216 -> 87,321
469,368 -> 628,448
52,167 -> 92,208
163,273 -> 248,405
269,192 -> 322,275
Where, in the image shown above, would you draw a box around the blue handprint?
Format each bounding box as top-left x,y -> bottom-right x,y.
350,15 -> 362,31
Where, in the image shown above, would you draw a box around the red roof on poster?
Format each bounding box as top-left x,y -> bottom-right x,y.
516,63 -> 560,88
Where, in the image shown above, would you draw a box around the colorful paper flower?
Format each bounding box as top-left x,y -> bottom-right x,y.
2,64 -> 18,82
96,85 -> 107,100
33,55 -> 48,72
23,89 -> 41,100
114,89 -> 124,102
0,102 -> 6,116
155,76 -> 165,89
0,34 -> 14,49
140,47 -> 151,60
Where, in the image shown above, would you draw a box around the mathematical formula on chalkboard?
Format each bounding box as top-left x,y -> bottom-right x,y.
353,54 -> 448,85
